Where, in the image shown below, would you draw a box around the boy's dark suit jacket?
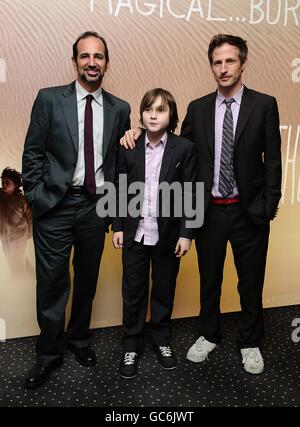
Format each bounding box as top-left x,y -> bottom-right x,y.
112,132 -> 198,250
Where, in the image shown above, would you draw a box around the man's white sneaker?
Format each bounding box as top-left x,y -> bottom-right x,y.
241,347 -> 264,374
186,336 -> 217,363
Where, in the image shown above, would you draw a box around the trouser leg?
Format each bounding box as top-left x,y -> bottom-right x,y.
33,201 -> 74,363
150,246 -> 180,346
66,195 -> 106,347
195,205 -> 230,343
230,209 -> 269,347
122,242 -> 151,352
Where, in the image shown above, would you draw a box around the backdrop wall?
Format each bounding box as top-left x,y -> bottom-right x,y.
0,0 -> 299,339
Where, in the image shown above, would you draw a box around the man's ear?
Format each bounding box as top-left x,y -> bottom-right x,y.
241,60 -> 247,72
71,57 -> 77,73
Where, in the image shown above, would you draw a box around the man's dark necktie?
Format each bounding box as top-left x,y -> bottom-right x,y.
84,94 -> 96,195
219,98 -> 235,197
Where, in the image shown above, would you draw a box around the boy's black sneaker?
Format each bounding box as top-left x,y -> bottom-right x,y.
119,352 -> 138,379
155,345 -> 177,370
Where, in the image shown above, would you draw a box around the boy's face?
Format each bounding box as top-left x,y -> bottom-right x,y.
2,178 -> 16,195
142,96 -> 170,135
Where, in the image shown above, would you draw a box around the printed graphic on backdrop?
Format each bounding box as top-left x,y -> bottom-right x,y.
0,167 -> 32,276
0,58 -> 6,82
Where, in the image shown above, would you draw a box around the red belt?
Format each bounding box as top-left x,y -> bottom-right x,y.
211,197 -> 240,205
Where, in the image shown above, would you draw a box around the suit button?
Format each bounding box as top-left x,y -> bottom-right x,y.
210,165 -> 214,169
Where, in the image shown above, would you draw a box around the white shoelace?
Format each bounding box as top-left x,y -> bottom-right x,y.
159,346 -> 173,357
242,348 -> 260,364
124,352 -> 137,365
195,336 -> 206,350
194,336 -> 213,360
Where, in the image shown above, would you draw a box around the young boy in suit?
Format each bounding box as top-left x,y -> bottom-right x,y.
112,88 -> 198,378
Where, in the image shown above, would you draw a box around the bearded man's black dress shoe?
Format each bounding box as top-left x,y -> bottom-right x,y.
67,343 -> 96,367
24,357 -> 63,389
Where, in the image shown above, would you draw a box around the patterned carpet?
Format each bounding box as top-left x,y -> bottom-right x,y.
0,305 -> 299,407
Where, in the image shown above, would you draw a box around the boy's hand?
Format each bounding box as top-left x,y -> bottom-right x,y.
175,238 -> 191,258
113,231 -> 124,249
120,128 -> 142,149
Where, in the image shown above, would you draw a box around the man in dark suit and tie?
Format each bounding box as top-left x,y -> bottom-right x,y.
182,34 -> 282,374
22,31 -> 130,388
121,34 -> 282,374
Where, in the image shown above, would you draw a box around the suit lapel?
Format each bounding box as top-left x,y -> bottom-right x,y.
61,82 -> 79,152
61,85 -> 117,157
102,90 -> 115,160
204,93 -> 217,157
134,133 -> 175,184
159,133 -> 176,183
234,86 -> 255,147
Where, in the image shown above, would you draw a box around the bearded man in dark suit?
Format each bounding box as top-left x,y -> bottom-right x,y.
22,31 -> 131,388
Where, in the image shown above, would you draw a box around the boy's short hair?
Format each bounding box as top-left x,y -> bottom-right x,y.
140,88 -> 179,132
1,167 -> 23,188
